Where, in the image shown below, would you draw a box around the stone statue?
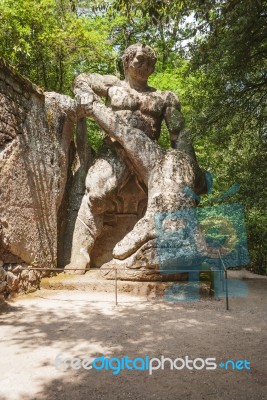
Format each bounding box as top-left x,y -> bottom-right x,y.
65,44 -> 207,279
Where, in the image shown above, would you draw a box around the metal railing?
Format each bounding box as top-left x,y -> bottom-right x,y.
8,263 -> 229,310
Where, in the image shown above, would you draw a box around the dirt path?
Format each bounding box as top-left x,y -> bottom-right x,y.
0,273 -> 266,400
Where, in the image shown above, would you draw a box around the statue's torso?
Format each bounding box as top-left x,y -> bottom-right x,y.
107,83 -> 166,141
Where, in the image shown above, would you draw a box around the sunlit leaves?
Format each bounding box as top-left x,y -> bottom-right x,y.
0,0 -> 115,93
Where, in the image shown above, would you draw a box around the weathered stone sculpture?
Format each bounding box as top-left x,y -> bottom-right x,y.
0,44 -> 207,292
0,59 -> 84,298
66,44 -> 207,280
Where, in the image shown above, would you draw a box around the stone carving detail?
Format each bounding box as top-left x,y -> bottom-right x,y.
66,44 -> 207,280
0,59 -> 81,296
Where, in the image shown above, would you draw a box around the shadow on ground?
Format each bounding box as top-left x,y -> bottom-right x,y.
0,279 -> 266,400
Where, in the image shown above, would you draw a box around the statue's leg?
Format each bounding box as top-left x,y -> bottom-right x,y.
113,214 -> 154,260
111,151 -> 198,267
64,195 -> 103,274
65,147 -> 129,274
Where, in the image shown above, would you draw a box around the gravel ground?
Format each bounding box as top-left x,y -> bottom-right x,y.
0,272 -> 266,400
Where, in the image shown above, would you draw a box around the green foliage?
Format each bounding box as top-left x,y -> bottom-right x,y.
187,0 -> 267,141
0,0 -> 116,93
194,128 -> 267,274
86,119 -> 104,153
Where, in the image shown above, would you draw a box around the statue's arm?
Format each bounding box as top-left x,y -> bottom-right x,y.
163,92 -> 207,194
73,73 -> 121,98
76,93 -> 162,184
73,73 -> 121,119
163,91 -> 185,149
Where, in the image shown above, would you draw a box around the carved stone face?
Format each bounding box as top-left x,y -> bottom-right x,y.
123,45 -> 156,81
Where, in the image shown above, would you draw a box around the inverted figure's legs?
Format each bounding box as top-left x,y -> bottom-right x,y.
65,147 -> 129,274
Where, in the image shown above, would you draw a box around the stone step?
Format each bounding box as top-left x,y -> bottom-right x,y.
40,269 -> 212,300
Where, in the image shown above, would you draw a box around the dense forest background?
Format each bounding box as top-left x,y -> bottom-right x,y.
0,0 -> 266,273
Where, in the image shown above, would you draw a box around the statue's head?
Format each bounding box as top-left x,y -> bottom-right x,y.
122,44 -> 157,81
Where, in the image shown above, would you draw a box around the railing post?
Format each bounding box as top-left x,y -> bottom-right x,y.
225,268 -> 229,311
115,268 -> 118,306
